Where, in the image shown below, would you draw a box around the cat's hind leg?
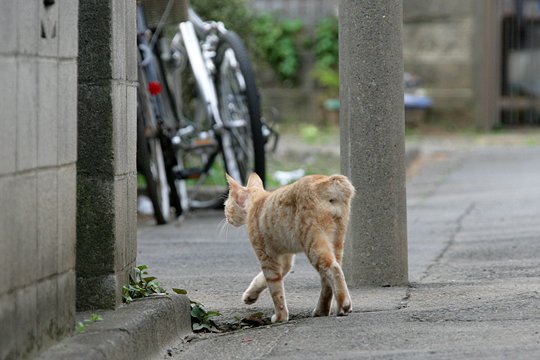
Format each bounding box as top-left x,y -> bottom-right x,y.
307,232 -> 352,317
313,276 -> 333,317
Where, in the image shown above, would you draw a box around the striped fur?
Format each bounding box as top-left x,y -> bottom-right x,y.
225,173 -> 355,323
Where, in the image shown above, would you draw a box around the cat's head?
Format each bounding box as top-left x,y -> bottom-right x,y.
224,173 -> 264,226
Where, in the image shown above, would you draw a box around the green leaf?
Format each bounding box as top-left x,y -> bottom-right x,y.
192,322 -> 204,331
77,322 -> 86,333
172,288 -> 188,295
143,276 -> 157,283
205,311 -> 222,318
137,265 -> 148,271
191,304 -> 206,320
251,312 -> 265,319
90,314 -> 103,322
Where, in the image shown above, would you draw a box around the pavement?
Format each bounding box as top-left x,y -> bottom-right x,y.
135,131 -> 540,359
35,131 -> 540,359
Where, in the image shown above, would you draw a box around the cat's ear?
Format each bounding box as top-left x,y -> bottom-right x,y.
247,173 -> 264,189
226,173 -> 248,208
226,173 -> 240,188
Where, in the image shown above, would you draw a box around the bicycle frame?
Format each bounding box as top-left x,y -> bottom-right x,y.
171,20 -> 242,185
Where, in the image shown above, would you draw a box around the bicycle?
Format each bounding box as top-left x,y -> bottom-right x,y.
137,0 -> 271,223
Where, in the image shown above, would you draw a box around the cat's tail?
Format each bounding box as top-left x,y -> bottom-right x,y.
328,175 -> 356,200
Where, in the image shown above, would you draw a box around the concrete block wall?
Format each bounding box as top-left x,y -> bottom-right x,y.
0,1 -> 78,359
77,0 -> 137,310
403,0 -> 476,117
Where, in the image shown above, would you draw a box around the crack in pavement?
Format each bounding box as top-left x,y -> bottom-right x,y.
419,202 -> 476,283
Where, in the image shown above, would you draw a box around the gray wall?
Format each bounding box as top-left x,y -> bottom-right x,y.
0,1 -> 78,359
249,0 -> 338,28
403,0 -> 476,118
250,0 -> 477,123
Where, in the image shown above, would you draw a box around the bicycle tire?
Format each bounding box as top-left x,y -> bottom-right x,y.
137,114 -> 170,224
215,30 -> 266,185
137,69 -> 171,224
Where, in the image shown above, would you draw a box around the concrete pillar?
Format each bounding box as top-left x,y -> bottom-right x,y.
339,0 -> 408,286
77,0 -> 138,309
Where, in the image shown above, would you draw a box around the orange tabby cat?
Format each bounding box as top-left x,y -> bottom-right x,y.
225,173 -> 355,323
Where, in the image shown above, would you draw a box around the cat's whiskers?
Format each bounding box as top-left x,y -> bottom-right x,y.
217,218 -> 229,240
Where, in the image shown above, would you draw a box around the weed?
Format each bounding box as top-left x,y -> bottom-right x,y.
122,265 -> 167,303
76,314 -> 103,334
123,265 -> 221,333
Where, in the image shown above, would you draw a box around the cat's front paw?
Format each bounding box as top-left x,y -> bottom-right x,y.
242,291 -> 259,305
271,311 -> 289,323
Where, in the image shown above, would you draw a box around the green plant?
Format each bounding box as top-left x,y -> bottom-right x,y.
252,12 -> 303,84
190,301 -> 222,332
122,265 -> 167,303
122,266 -> 221,332
311,16 -> 339,95
76,314 -> 103,333
299,124 -> 320,144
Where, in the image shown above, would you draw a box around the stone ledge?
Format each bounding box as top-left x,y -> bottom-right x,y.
35,294 -> 192,360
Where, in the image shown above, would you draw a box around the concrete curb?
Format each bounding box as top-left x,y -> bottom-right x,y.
35,294 -> 192,360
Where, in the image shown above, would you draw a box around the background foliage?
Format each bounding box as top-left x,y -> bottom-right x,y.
191,0 -> 338,89
311,16 -> 339,95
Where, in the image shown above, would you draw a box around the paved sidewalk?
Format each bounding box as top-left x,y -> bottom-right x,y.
139,137 -> 540,359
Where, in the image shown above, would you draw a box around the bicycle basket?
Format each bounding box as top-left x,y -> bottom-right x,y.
139,0 -> 188,28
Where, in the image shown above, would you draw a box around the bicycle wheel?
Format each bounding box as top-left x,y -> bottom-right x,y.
215,30 -> 266,185
137,68 -> 171,224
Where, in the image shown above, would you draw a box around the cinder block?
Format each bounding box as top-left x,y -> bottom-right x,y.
15,285 -> 38,357
57,164 -> 76,273
114,175 -> 129,272
56,270 -> 75,337
38,0 -> 59,57
76,175 -> 116,277
125,0 -> 137,82
37,277 -> 58,350
0,57 -> 17,174
112,0 -> 127,80
0,293 -> 16,360
38,169 -> 58,279
57,60 -> 78,165
17,58 -> 38,171
112,81 -> 128,176
126,85 -> 137,173
78,1 -> 112,81
76,273 -> 117,310
77,83 -> 115,177
0,0 -> 17,55
57,0 -> 78,58
38,59 -> 59,167
14,173 -> 38,288
17,0 -> 39,55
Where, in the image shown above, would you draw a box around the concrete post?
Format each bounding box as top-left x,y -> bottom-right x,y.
77,0 -> 138,309
339,0 -> 408,286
